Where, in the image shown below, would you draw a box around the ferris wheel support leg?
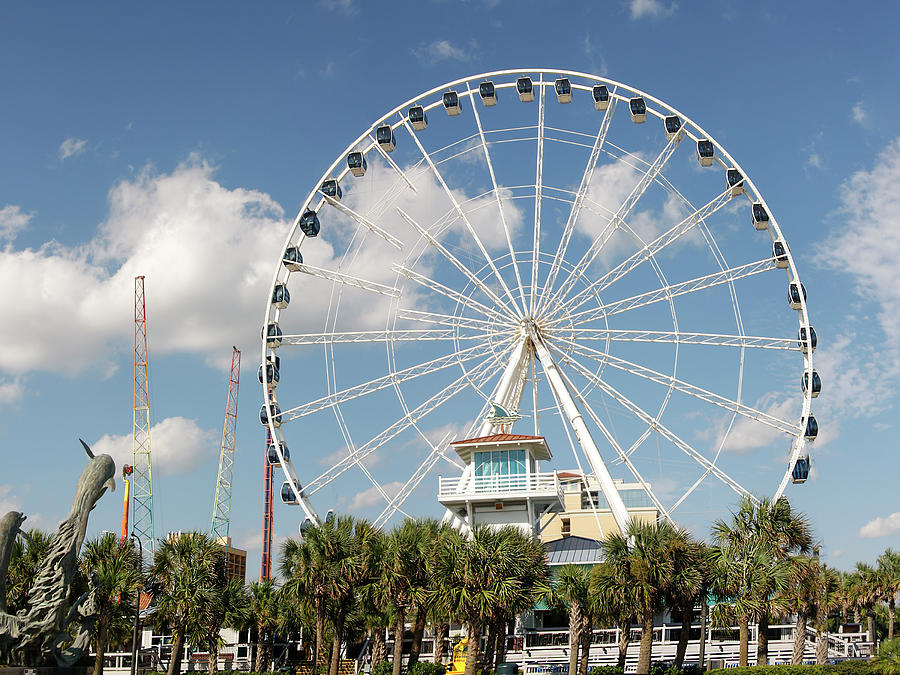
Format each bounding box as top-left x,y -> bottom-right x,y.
443,336 -> 531,527
529,330 -> 631,537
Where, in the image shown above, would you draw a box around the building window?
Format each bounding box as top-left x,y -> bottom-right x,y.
561,518 -> 571,537
474,449 -> 526,476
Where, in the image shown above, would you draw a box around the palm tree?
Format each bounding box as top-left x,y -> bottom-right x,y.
201,577 -> 250,675
553,565 -> 591,675
247,579 -> 279,671
402,519 -> 445,670
852,562 -> 880,646
712,496 -> 812,665
594,519 -> 694,675
813,562 -> 841,665
4,528 -> 52,614
148,532 -> 226,675
665,539 -> 707,669
79,534 -> 142,675
879,550 -> 900,640
780,554 -> 820,665
590,561 -> 634,671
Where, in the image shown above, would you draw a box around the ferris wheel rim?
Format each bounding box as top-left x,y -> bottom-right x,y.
260,68 -> 815,530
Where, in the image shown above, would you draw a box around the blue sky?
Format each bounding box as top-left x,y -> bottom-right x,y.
1,0 -> 899,579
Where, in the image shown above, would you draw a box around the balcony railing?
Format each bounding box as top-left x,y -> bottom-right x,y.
438,471 -> 563,502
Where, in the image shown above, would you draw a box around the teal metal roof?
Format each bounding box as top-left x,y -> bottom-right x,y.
544,535 -> 603,566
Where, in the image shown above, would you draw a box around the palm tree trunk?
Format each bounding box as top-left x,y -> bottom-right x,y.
495,618 -> 509,669
373,627 -> 387,667
815,621 -> 828,665
392,613 -> 405,675
433,623 -> 449,665
329,613 -> 346,675
617,620 -> 630,670
673,604 -> 692,668
568,601 -> 582,675
407,607 -> 427,668
698,602 -> 707,672
738,616 -> 749,668
483,620 -> 496,674
92,619 -> 108,675
757,609 -> 769,666
463,621 -> 481,675
578,616 -> 592,675
792,611 -> 807,665
867,611 -> 875,647
315,605 -> 326,670
167,630 -> 185,675
636,611 -> 654,675
890,598 -> 896,641
208,639 -> 218,675
254,635 -> 264,672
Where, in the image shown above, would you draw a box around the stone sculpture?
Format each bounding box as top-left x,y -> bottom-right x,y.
0,442 -> 116,666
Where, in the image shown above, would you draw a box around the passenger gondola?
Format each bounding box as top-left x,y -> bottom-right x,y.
263,322 -> 282,347
788,282 -> 807,310
320,179 -> 342,201
803,415 -> 818,441
260,403 -> 283,428
299,210 -> 320,237
272,283 -> 290,309
697,139 -> 715,167
479,81 -> 497,106
751,202 -> 769,230
443,90 -> 461,115
282,246 -> 303,271
516,76 -> 534,102
726,168 -> 744,196
798,326 -> 817,354
592,84 -> 610,111
258,359 -> 280,388
347,151 -> 367,177
791,456 -> 810,484
629,96 -> 647,123
267,442 -> 289,465
281,481 -> 299,505
409,105 -> 428,131
802,371 -> 821,398
555,78 -> 572,103
773,239 -> 789,268
664,115 -> 682,140
376,125 -> 395,152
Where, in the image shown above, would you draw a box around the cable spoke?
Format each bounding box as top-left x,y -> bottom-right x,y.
392,264 -> 516,323
466,82 -> 529,313
292,263 -> 400,298
555,335 -> 802,435
325,196 -> 404,250
561,327 -> 801,351
550,345 -> 753,500
561,257 -> 778,325
396,308 -> 499,332
306,350 -> 505,495
538,94 -> 619,313
530,74 -> 546,315
400,118 -> 525,317
551,186 -> 736,319
540,128 -> 685,311
281,328 -> 485,346
369,133 -> 418,192
396,207 -> 519,319
281,341 -> 497,421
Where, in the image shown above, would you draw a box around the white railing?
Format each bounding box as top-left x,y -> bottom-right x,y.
439,471 -> 562,500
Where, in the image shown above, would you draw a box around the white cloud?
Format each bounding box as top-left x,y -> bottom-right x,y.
629,0 -> 676,20
0,484 -> 22,514
859,512 -> 900,539
0,377 -> 24,404
92,416 -> 216,476
412,39 -> 475,63
0,205 -> 32,241
818,136 -> 900,367
720,395 -> 797,454
851,100 -> 868,127
318,0 -> 357,14
59,137 -> 88,161
349,480 -> 404,511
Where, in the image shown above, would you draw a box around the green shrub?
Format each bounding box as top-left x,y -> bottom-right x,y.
372,662 -> 394,675
706,662 -> 882,675
410,663 -> 448,675
588,667 -> 624,675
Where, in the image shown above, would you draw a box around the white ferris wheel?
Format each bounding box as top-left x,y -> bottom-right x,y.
260,69 -> 819,537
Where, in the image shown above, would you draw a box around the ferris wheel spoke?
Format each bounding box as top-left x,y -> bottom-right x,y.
465,82 -> 529,313
397,307 -> 500,332
396,207 -> 519,319
281,328 -> 485,345
539,127 -> 685,313
280,342 -> 496,421
561,327 -> 801,351
400,118 -> 525,317
561,257 -> 778,325
556,336 -> 802,435
550,345 -> 754,500
550,186 -> 736,320
368,133 -> 418,193
539,95 -> 618,314
291,263 -> 401,298
306,351 -> 504,495
372,430 -> 457,530
392,264 -> 516,323
324,197 -> 404,250
530,75 -> 546,315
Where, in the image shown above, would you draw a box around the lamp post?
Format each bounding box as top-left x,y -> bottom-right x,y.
131,534 -> 143,675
